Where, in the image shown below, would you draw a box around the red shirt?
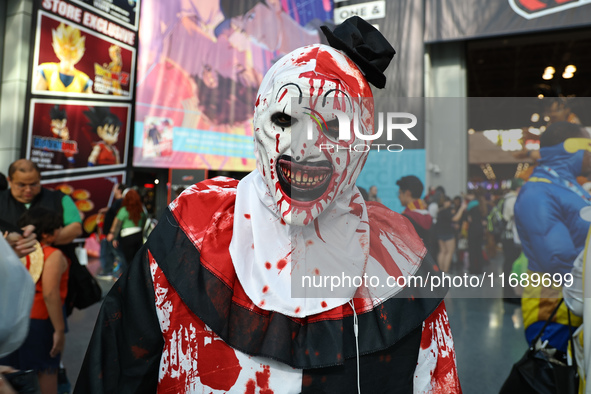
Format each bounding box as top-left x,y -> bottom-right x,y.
30,245 -> 70,320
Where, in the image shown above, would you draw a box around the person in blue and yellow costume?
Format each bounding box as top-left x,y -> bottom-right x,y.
515,121 -> 591,355
34,23 -> 93,94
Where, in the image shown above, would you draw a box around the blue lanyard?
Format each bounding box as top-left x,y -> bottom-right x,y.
539,165 -> 591,204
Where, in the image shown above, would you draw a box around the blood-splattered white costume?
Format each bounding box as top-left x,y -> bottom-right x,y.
76,17 -> 461,394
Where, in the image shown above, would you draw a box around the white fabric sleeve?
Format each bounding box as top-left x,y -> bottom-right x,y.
0,236 -> 35,357
563,249 -> 584,317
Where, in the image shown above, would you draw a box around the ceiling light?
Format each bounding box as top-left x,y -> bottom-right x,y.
468,128 -> 475,135
531,113 -> 540,122
544,66 -> 555,74
565,65 -> 577,73
542,73 -> 554,80
538,94 -> 544,99
563,72 -> 574,79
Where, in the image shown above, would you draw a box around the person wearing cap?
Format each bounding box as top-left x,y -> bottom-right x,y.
75,17 -> 461,393
501,178 -> 524,302
515,121 -> 591,355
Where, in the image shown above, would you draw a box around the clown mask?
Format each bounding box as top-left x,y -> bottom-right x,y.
254,44 -> 375,226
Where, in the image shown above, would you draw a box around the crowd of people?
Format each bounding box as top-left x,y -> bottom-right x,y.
0,160 -> 149,394
2,130 -> 589,392
2,14 -> 591,394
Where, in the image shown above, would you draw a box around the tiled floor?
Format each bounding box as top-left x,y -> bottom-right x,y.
63,254 -> 528,393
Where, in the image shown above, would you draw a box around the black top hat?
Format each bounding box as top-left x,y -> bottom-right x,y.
321,16 -> 395,89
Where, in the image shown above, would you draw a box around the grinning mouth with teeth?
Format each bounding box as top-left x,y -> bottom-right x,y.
277,155 -> 333,201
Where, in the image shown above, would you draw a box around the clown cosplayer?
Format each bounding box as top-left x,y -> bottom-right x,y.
76,17 -> 462,393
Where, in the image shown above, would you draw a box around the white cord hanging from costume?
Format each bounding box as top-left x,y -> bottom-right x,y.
349,299 -> 361,394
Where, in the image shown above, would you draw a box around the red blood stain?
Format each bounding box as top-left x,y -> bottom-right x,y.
387,324 -> 392,330
198,341 -> 242,391
306,240 -> 314,246
315,49 -> 372,97
280,218 -> 286,225
277,259 -> 287,270
305,349 -> 310,355
255,95 -> 260,107
433,264 -> 440,272
278,89 -> 288,102
275,133 -> 281,153
421,321 -> 434,350
336,157 -> 340,165
293,46 -> 320,66
244,214 -> 251,219
291,331 -> 297,339
262,285 -> 269,293
251,243 -> 254,249
314,351 -> 319,357
265,262 -> 272,270
255,365 -> 273,394
321,301 -> 327,308
131,346 -> 148,359
295,307 -> 301,314
314,218 -> 325,242
245,379 -> 256,394
259,300 -> 266,307
314,268 -> 320,275
349,194 -> 363,218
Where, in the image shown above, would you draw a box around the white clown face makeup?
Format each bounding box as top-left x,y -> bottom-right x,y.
254,45 -> 374,226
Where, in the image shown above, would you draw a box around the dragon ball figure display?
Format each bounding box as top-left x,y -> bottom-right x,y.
84,107 -> 122,166
106,45 -> 123,95
34,22 -> 93,94
49,105 -> 75,165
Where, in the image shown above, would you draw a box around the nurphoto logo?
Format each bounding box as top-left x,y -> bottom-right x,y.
304,107 -> 418,152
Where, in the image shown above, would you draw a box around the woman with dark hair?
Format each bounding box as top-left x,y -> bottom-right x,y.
435,195 -> 466,272
106,189 -> 146,272
0,207 -> 69,394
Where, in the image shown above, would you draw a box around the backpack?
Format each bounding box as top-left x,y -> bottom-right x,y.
487,198 -> 506,239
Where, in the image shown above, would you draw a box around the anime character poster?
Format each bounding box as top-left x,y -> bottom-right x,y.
42,171 -> 125,237
142,116 -> 173,158
26,99 -> 131,175
31,10 -> 135,99
133,0 -> 333,171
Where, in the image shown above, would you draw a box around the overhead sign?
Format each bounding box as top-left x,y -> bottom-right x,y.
334,1 -> 386,23
509,0 -> 591,19
425,0 -> 591,42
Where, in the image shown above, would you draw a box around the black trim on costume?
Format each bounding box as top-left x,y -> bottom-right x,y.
150,209 -> 445,370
